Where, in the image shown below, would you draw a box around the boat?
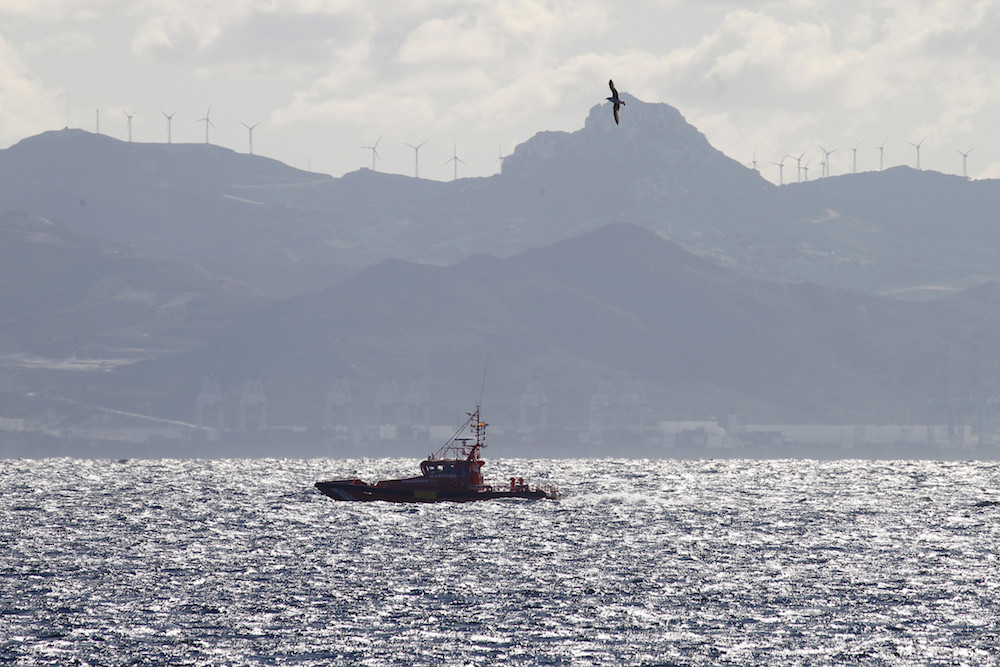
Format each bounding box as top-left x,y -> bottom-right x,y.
315,405 -> 559,503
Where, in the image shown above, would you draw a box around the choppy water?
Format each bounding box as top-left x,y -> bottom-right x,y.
2,458 -> 999,666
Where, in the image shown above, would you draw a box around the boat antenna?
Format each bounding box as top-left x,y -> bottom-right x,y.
433,356 -> 491,460
478,355 -> 489,410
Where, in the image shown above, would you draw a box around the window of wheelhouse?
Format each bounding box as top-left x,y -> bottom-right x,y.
421,461 -> 472,477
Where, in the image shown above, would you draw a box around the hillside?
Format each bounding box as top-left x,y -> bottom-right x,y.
0,210 -> 268,359
781,167 -> 1000,295
0,130 -> 345,296
70,223 -> 1000,433
5,101 -> 1000,299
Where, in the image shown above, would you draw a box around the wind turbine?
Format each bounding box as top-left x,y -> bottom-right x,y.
957,147 -> 974,179
802,158 -> 811,182
241,121 -> 260,155
908,138 -> 925,170
196,106 -> 214,144
789,151 -> 806,183
746,149 -> 759,172
772,156 -> 786,185
875,138 -> 887,171
361,136 -> 381,170
492,145 -> 508,174
123,110 -> 136,142
95,108 -> 100,135
161,111 -> 176,144
849,141 -> 861,174
403,140 -> 427,178
444,144 -> 465,181
819,145 -> 837,178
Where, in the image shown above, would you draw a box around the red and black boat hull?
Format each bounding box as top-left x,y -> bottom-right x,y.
315,480 -> 551,503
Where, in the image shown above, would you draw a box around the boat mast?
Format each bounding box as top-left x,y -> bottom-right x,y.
432,405 -> 487,460
470,405 -> 487,453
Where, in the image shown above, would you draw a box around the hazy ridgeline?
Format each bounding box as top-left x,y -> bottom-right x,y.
4,97 -> 1000,458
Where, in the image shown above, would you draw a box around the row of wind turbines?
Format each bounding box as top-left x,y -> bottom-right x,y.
101,107 -> 261,154
752,140 -> 976,185
360,136 -> 507,180
104,107 -> 501,180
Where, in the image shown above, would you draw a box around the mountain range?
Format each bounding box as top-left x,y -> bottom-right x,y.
3,96 -> 1000,450
48,223 -> 1000,437
5,97 -> 1000,299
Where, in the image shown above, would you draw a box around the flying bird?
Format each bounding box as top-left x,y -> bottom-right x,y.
607,79 -> 625,125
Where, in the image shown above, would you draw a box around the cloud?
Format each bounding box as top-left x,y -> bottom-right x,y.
21,31 -> 98,56
0,0 -> 113,19
130,2 -> 239,56
132,0 -> 367,64
624,2 -> 1000,180
0,35 -> 63,144
398,16 -> 507,64
272,1 -> 608,131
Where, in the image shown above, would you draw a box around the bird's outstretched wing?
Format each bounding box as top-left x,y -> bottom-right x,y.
609,79 -> 618,97
613,103 -> 620,125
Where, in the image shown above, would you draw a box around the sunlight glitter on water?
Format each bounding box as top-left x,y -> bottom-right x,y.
2,457 -> 999,665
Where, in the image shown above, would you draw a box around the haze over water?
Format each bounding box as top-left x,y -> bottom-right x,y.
3,457 -> 998,665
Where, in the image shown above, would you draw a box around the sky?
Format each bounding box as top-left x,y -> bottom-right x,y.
2,0 -> 1000,183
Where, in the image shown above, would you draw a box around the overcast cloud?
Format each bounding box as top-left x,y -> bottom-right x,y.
2,0 -> 999,182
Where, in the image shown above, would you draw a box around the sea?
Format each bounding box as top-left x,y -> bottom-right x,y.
2,457 -> 998,666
